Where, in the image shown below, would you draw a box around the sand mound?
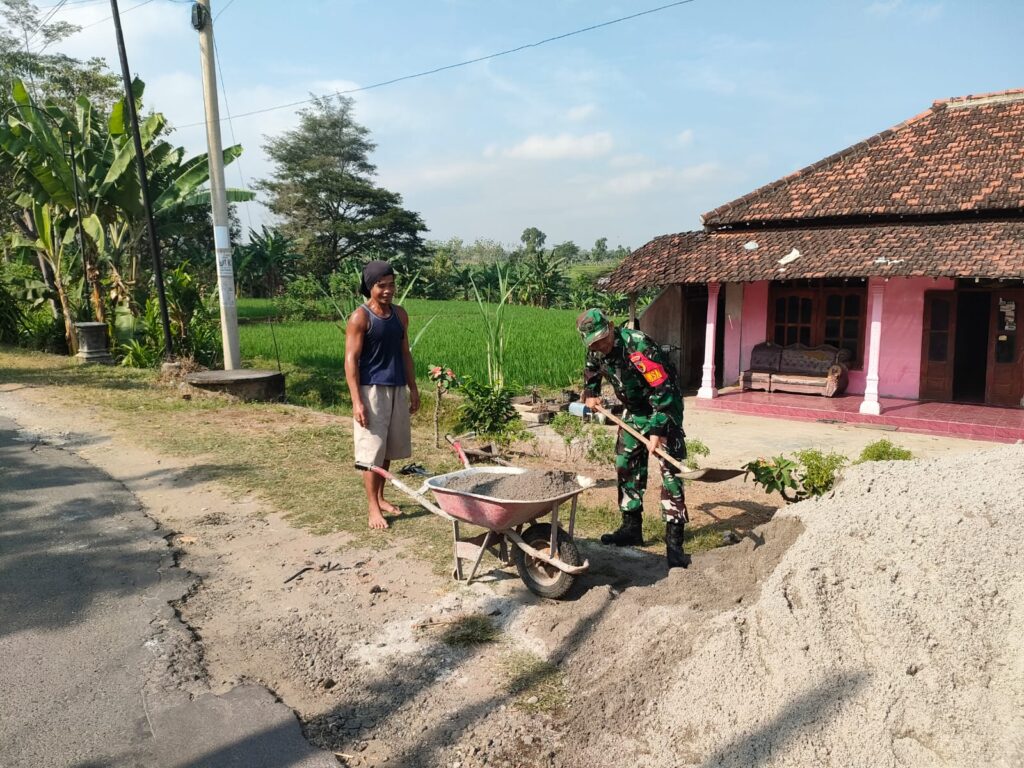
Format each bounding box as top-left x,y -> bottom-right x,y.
642,444 -> 1024,767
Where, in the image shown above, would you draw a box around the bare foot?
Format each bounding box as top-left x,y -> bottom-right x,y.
368,509 -> 389,530
378,500 -> 402,515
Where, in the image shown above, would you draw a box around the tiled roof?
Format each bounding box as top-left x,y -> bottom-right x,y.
604,221 -> 1024,293
703,89 -> 1024,227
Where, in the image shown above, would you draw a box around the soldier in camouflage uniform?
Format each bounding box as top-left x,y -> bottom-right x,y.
577,308 -> 689,569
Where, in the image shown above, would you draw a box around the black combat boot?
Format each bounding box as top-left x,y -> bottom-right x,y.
600,511 -> 644,546
665,521 -> 690,569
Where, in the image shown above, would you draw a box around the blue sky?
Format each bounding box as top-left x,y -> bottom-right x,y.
49,0 -> 1023,250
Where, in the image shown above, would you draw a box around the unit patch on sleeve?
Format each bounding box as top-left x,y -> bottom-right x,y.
628,351 -> 668,387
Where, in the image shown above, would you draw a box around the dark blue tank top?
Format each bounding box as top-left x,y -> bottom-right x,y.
357,304 -> 407,386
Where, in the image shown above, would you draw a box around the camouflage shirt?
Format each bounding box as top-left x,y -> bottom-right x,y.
583,326 -> 684,436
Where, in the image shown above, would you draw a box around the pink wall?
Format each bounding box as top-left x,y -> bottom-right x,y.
737,282 -> 770,382
735,277 -> 955,399
849,276 -> 956,398
722,283 -> 746,384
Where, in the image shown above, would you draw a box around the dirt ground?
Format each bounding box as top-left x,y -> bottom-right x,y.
0,378 -> 792,767
8,378 -> 1012,768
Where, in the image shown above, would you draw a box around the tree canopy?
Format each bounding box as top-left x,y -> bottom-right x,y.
258,95 -> 428,279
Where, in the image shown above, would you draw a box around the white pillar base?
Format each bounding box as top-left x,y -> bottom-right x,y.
859,398 -> 881,416
697,386 -> 718,400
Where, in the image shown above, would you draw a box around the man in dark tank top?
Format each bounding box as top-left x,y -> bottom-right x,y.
345,260 -> 420,529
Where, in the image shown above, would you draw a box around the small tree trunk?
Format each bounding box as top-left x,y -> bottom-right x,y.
434,387 -> 442,448
55,281 -> 77,355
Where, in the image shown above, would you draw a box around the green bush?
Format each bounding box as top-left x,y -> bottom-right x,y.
585,426 -> 616,464
793,448 -> 848,497
855,439 -> 914,464
0,281 -> 21,344
744,448 -> 848,503
19,308 -> 66,353
276,276 -> 326,320
456,378 -> 522,440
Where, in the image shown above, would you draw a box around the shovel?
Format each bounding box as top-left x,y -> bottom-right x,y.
567,402 -> 743,483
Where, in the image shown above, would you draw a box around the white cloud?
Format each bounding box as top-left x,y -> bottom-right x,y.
595,163 -> 719,198
565,104 -> 596,121
676,128 -> 695,147
499,132 -> 613,160
608,153 -> 649,169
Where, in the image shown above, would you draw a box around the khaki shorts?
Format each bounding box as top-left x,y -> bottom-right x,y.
353,385 -> 412,465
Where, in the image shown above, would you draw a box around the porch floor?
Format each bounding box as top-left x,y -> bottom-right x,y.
697,389 -> 1024,443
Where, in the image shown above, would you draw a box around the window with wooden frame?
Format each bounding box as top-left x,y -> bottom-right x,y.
770,281 -> 868,368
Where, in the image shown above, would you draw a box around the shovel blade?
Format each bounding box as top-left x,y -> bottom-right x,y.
680,467 -> 745,483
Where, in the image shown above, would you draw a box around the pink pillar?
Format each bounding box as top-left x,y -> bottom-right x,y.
697,282 -> 720,399
859,282 -> 886,415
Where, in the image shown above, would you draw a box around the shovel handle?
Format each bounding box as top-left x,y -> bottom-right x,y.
592,404 -> 691,475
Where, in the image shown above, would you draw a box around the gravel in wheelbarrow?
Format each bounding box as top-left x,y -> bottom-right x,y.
442,469 -> 580,501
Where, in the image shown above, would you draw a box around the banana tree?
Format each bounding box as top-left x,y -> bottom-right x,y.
0,78 -> 253,327
10,202 -> 83,353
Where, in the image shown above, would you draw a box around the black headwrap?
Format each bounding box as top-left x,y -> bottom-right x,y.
359,260 -> 395,298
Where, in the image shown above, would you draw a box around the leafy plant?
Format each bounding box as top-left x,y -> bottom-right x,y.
550,411 -> 587,460
684,438 -> 711,470
855,439 -> 913,464
456,377 -> 522,441
585,425 -> 616,464
470,264 -> 516,388
0,280 -> 21,344
793,448 -> 847,497
743,455 -> 803,503
276,275 -> 324,320
744,448 -> 848,503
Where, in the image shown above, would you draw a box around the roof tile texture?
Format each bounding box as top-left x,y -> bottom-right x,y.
605,222 -> 1024,293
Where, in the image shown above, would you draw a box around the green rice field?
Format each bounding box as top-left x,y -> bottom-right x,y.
238,298 -> 585,392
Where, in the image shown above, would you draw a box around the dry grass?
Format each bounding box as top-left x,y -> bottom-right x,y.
499,650 -> 565,713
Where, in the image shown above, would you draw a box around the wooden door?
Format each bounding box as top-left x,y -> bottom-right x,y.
920,291 -> 956,401
987,289 -> 1024,407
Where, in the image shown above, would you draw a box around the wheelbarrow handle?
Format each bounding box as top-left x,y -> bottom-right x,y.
354,461 -> 392,479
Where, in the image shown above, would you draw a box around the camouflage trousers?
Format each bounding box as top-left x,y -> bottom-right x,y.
615,416 -> 688,524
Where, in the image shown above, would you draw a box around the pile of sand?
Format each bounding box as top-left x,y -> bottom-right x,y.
569,444 -> 1024,768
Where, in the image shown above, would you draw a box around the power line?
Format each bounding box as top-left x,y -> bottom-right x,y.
179,0 -> 697,128
213,0 -> 236,22
212,33 -> 255,233
34,0 -> 162,54
25,0 -> 71,47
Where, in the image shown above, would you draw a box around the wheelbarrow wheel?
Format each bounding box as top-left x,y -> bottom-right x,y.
513,523 -> 581,599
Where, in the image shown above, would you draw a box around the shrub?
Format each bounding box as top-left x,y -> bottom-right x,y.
0,281 -> 21,344
19,308 -> 66,353
550,411 -> 587,459
793,448 -> 847,497
744,448 -> 848,503
456,377 -> 521,438
855,439 -> 914,464
275,275 -> 326,320
585,425 -> 616,464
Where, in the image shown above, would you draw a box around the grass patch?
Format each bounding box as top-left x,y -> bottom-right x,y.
500,650 -> 565,713
575,502 -> 728,555
439,614 -> 500,647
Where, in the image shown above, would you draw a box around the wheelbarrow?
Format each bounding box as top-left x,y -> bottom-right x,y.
355,461 -> 593,599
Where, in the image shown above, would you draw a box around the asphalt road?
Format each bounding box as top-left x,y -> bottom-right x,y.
0,416 -> 335,768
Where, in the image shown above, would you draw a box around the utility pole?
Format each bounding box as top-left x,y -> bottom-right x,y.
109,0 -> 175,359
192,0 -> 241,369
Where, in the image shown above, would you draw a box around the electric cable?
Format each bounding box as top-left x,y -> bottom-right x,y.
213,0 -> 235,22
212,33 -> 256,233
178,0 -> 697,128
